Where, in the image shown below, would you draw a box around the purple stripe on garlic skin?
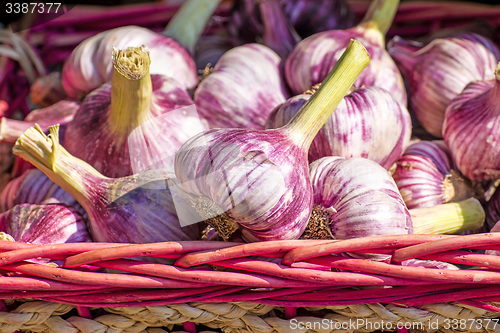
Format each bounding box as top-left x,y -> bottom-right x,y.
310,156 -> 412,240
388,33 -> 500,138
443,64 -> 500,182
62,26 -> 198,100
266,86 -> 412,169
194,43 -> 289,130
174,129 -> 312,242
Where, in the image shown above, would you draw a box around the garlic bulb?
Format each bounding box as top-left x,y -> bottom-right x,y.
62,26 -> 197,100
443,62 -> 500,181
194,43 -> 289,129
392,140 -> 474,209
285,0 -> 407,105
175,40 -> 370,242
308,156 -> 412,241
388,33 -> 500,137
63,46 -> 207,178
266,86 -> 412,169
13,125 -> 202,244
0,100 -> 79,145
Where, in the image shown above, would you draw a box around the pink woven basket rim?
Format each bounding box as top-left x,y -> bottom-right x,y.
0,233 -> 499,309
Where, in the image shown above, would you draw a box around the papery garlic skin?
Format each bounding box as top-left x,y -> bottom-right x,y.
310,156 -> 412,240
62,26 -> 198,100
389,33 -> 500,138
266,86 -> 411,169
443,66 -> 500,181
174,129 -> 312,242
194,44 -> 289,129
392,140 -> 473,209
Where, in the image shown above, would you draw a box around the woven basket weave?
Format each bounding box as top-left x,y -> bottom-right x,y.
2,1 -> 500,333
1,234 -> 500,332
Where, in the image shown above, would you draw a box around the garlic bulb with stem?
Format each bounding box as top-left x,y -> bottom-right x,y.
175,40 -> 370,242
392,140 -> 474,209
13,125 -> 202,245
1,169 -> 84,217
285,0 -> 407,105
63,45 -> 207,178
388,33 -> 500,138
265,86 -> 412,169
305,156 -> 484,242
62,0 -> 222,100
227,0 -> 355,45
443,62 -> 500,181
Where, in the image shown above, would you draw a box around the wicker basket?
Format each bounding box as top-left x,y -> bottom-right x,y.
2,1 -> 500,333
1,234 -> 500,332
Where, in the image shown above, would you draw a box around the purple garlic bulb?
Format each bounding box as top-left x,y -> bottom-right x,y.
228,0 -> 355,44
61,0 -> 224,100
392,140 -> 474,209
487,188 -> 500,231
62,26 -> 198,100
0,200 -> 91,245
443,63 -> 500,181
283,0 -> 356,37
63,46 -> 208,178
389,33 -> 500,138
194,43 -> 289,129
1,169 -> 84,217
13,125 -> 202,245
175,40 -> 370,242
308,156 -> 412,241
266,86 -> 411,169
284,0 -> 407,106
